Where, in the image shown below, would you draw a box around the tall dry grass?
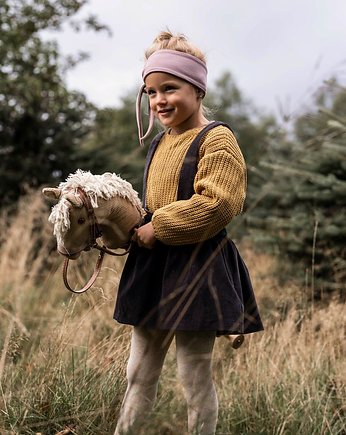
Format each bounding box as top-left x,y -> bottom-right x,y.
0,192 -> 345,434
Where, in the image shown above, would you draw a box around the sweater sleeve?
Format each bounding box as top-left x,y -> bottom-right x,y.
151,126 -> 247,245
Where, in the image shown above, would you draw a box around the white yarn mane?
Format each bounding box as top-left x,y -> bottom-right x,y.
49,170 -> 143,243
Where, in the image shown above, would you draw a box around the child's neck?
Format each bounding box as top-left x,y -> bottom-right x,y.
170,116 -> 209,135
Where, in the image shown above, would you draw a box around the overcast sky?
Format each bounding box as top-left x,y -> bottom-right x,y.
45,0 -> 346,123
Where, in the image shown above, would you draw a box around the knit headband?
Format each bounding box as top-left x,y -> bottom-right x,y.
136,49 -> 208,146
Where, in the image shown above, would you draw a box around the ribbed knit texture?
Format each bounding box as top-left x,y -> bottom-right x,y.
147,125 -> 246,245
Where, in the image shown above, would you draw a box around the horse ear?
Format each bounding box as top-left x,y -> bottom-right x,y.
65,193 -> 83,208
42,187 -> 61,201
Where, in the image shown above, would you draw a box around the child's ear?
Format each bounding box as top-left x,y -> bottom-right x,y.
196,88 -> 204,99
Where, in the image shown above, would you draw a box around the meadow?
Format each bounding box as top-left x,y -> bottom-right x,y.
0,191 -> 345,434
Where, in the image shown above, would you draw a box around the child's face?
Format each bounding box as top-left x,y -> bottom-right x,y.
145,72 -> 202,135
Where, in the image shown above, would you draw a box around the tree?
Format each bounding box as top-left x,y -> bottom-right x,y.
247,81 -> 346,297
0,0 -> 108,207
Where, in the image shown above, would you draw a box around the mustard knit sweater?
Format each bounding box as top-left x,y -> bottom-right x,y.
146,125 -> 247,245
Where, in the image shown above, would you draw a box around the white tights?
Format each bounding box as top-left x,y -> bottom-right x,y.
114,327 -> 218,435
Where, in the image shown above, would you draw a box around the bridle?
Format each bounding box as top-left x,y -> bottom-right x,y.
62,187 -> 138,294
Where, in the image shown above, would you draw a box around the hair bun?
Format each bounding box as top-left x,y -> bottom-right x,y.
145,30 -> 206,63
155,30 -> 187,44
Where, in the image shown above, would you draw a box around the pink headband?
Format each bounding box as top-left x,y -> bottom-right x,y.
136,49 -> 208,146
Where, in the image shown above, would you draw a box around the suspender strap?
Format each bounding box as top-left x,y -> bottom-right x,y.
142,131 -> 165,210
177,121 -> 233,200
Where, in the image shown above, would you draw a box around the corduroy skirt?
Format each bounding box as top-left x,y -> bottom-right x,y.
114,215 -> 263,336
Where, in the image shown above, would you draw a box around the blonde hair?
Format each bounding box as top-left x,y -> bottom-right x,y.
145,31 -> 206,64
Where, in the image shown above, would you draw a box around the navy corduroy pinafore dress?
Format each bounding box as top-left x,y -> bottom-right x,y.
114,122 -> 263,335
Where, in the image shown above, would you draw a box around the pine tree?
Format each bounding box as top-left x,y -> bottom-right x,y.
247,81 -> 346,297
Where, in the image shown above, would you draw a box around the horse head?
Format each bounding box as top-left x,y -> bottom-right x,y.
43,171 -> 145,260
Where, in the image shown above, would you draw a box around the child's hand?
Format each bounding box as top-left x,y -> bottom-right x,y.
132,222 -> 156,249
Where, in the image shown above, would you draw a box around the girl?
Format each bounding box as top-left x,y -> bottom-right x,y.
114,31 -> 263,435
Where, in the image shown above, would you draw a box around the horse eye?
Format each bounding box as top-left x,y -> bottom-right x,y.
78,217 -> 86,225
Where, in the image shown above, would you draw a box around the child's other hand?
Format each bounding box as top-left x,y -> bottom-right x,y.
132,222 -> 156,249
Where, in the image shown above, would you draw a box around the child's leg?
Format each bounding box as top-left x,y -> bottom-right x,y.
176,331 -> 217,435
114,326 -> 173,435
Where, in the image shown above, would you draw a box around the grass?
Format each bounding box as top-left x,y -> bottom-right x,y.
0,191 -> 345,434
